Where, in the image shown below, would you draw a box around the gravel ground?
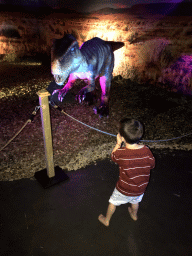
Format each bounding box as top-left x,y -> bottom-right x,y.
0,62 -> 192,181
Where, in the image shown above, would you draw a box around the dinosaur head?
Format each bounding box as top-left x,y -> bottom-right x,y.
51,34 -> 81,85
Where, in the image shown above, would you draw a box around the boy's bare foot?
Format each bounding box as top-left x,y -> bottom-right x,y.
128,207 -> 138,221
98,214 -> 109,226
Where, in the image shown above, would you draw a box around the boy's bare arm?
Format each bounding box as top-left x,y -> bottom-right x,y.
112,144 -> 121,153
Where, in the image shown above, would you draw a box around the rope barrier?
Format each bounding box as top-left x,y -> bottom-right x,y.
141,134 -> 192,143
0,106 -> 40,152
52,104 -> 117,137
1,100 -> 191,153
51,102 -> 192,143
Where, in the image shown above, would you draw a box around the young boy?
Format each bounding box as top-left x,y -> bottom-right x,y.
98,118 -> 155,226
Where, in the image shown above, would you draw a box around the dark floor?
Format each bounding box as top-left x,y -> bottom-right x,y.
0,150 -> 192,256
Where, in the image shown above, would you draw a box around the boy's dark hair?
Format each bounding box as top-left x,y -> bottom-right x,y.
119,118 -> 144,144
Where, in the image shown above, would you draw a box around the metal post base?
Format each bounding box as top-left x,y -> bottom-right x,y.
34,166 -> 69,189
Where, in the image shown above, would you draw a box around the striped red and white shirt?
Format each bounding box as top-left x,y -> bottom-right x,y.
111,145 -> 155,196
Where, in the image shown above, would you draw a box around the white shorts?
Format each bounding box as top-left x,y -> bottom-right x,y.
109,188 -> 144,206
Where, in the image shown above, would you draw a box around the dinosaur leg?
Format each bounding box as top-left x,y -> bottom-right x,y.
76,77 -> 95,105
93,75 -> 111,117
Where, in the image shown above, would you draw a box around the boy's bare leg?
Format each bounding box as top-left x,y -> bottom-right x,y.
98,203 -> 116,226
128,203 -> 139,221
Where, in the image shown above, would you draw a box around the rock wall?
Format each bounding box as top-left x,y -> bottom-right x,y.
159,55 -> 192,95
0,12 -> 192,95
0,13 -> 135,78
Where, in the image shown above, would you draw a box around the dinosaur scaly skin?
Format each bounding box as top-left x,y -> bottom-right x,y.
47,34 -> 124,117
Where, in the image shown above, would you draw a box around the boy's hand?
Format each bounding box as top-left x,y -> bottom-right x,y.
112,133 -> 123,154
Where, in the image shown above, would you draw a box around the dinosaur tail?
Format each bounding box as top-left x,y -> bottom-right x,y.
106,41 -> 124,52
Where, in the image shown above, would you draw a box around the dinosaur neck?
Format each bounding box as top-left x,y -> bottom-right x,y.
73,55 -> 88,73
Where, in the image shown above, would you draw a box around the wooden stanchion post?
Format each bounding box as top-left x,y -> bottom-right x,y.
34,89 -> 69,188
38,89 -> 55,177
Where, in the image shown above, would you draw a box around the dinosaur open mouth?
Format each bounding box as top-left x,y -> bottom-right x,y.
54,75 -> 65,85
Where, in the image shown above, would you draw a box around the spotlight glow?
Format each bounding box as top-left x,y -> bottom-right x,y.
85,28 -> 126,76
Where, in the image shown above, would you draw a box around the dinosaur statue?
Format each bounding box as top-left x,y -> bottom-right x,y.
47,34 -> 124,117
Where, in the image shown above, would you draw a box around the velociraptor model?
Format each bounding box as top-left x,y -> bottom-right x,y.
47,34 -> 124,117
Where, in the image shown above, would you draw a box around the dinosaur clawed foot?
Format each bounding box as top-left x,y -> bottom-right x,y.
93,103 -> 109,118
76,91 -> 95,105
